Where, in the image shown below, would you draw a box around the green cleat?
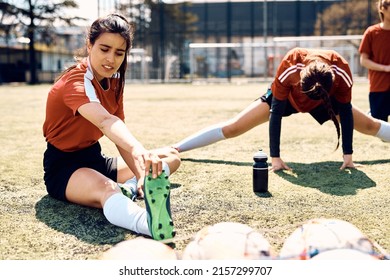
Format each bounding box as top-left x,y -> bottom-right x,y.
144,170 -> 175,241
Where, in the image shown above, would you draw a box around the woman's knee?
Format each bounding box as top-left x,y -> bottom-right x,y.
165,147 -> 181,173
222,122 -> 240,138
355,117 -> 381,135
66,169 -> 120,208
100,179 -> 121,206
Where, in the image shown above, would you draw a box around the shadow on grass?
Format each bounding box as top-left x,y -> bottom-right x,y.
355,159 -> 390,165
182,158 -> 274,197
182,157 -> 252,167
35,195 -> 132,245
181,157 -> 389,196
170,183 -> 182,189
35,180 -> 182,245
254,191 -> 273,198
274,161 -> 378,196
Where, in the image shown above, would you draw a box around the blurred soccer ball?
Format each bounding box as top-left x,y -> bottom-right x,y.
181,222 -> 272,260
101,237 -> 177,260
279,218 -> 374,259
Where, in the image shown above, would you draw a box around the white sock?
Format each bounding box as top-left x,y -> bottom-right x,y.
103,192 -> 151,236
162,161 -> 171,176
174,124 -> 226,152
375,120 -> 390,142
124,176 -> 137,186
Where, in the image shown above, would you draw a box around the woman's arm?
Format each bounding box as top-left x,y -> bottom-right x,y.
338,101 -> 354,155
269,97 -> 286,158
77,102 -> 160,178
360,53 -> 390,72
78,102 -> 144,151
269,97 -> 291,171
337,101 -> 355,170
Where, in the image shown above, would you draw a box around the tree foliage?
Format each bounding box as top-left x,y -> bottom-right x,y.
314,0 -> 378,36
119,0 -> 197,47
119,0 -> 198,76
0,0 -> 84,84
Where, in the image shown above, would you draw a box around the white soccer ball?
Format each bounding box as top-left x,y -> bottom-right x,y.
101,237 -> 177,260
181,222 -> 273,260
279,218 -> 374,259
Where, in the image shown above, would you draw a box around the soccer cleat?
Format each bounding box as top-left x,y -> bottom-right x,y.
144,170 -> 175,241
118,182 -> 138,201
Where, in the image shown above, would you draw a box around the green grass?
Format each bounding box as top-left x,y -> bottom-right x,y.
0,81 -> 389,260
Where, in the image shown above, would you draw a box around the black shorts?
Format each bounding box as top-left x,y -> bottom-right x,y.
43,142 -> 117,202
259,86 -> 339,125
369,91 -> 390,122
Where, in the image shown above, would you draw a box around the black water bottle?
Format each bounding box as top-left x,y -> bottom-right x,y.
253,149 -> 269,193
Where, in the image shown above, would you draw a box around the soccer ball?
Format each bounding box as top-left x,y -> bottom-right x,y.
181,222 -> 273,260
101,237 -> 177,260
279,218 -> 375,259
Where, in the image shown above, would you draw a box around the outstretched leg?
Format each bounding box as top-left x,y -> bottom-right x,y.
174,99 -> 271,152
116,147 -> 181,183
352,105 -> 390,141
117,147 -> 181,200
66,168 -> 151,236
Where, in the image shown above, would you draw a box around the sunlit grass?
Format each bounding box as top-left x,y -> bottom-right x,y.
0,81 -> 388,259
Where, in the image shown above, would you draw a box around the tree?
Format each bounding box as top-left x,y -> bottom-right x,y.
119,0 -> 198,79
147,1 -> 197,79
0,1 -> 20,69
0,0 -> 84,84
314,0 -> 378,39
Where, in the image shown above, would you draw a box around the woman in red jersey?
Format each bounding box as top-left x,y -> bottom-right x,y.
173,47 -> 390,171
43,14 -> 180,240
359,0 -> 390,122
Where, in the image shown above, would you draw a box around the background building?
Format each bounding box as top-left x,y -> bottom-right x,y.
0,0 -> 377,83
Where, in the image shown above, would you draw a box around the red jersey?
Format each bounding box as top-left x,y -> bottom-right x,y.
43,58 -> 124,152
359,23 -> 390,92
271,48 -> 353,113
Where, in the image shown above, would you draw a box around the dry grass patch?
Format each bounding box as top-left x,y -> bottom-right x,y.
0,82 -> 389,259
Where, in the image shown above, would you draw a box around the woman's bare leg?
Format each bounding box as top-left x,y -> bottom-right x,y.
174,99 -> 270,152
351,105 -> 381,136
65,168 -> 151,236
222,99 -> 271,138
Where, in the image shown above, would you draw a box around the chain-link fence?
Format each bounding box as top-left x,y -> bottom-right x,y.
0,0 -> 378,83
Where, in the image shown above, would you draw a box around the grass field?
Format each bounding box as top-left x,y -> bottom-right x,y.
0,81 -> 389,260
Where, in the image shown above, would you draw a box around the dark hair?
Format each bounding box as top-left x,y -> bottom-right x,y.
378,1 -> 389,22
56,13 -> 135,100
301,61 -> 340,151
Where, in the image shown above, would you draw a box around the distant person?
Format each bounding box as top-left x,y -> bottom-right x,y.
359,0 -> 390,122
173,47 -> 390,171
230,49 -> 242,70
42,14 -> 180,240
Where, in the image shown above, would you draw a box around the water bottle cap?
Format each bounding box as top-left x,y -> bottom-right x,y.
253,150 -> 268,160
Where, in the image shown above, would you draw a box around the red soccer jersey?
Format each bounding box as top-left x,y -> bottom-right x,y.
271,47 -> 353,113
43,58 -> 124,152
359,23 -> 390,92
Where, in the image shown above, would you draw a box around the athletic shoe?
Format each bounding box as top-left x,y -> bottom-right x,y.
144,170 -> 175,241
118,182 -> 138,201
